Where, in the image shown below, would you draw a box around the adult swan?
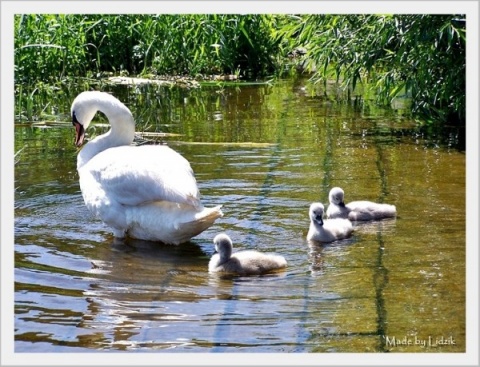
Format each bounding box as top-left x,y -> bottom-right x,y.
71,91 -> 223,244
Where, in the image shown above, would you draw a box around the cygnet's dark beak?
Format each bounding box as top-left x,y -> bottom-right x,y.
72,111 -> 85,147
339,201 -> 346,207
315,215 -> 324,226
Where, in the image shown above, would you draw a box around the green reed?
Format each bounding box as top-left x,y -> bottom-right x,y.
280,14 -> 466,125
15,14 -> 288,82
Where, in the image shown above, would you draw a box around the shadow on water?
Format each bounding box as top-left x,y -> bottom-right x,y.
109,237 -> 207,260
14,77 -> 466,353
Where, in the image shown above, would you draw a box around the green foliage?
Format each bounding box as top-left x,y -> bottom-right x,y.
283,14 -> 466,125
134,14 -> 284,78
14,14 -> 466,126
15,15 -> 89,81
15,14 -> 284,82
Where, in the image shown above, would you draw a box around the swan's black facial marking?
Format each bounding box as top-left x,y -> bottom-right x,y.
72,111 -> 79,125
339,201 -> 346,207
314,212 -> 324,226
72,111 -> 85,147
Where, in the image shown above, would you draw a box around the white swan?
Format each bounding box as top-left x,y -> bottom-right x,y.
208,234 -> 287,275
307,202 -> 353,243
71,91 -> 223,244
326,187 -> 396,221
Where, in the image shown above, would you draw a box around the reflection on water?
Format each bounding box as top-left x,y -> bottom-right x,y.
14,77 -> 465,353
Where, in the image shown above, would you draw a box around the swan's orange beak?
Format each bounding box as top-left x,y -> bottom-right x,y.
73,121 -> 85,147
72,112 -> 85,147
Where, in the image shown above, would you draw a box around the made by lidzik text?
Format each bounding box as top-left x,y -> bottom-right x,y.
383,335 -> 456,348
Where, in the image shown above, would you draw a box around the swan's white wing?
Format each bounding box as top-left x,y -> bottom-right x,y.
82,144 -> 201,207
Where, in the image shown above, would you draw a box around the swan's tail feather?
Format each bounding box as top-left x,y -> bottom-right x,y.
375,204 -> 397,218
187,205 -> 223,233
185,194 -> 202,209
200,205 -> 224,221
168,205 -> 223,244
127,203 -> 223,245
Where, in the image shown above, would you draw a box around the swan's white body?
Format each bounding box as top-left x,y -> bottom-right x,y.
209,234 -> 287,275
71,91 -> 223,244
307,202 -> 353,243
326,187 -> 396,221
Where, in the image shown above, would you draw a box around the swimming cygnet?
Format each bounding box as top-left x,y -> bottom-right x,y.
326,187 -> 397,221
208,234 -> 287,275
307,202 -> 353,243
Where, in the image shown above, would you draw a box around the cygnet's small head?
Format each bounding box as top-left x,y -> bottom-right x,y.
309,202 -> 325,226
329,187 -> 345,207
213,233 -> 233,261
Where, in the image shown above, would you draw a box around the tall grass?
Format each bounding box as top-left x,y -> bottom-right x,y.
15,14 -> 288,82
16,15 -> 89,81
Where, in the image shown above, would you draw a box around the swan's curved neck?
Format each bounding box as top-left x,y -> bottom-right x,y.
77,97 -> 135,170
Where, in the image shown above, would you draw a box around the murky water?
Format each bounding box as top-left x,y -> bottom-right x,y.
14,77 -> 465,353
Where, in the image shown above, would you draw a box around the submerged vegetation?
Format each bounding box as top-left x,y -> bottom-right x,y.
15,14 -> 465,127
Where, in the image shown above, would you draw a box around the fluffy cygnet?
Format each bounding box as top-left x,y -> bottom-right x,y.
326,187 -> 397,221
307,202 -> 353,243
208,234 -> 287,275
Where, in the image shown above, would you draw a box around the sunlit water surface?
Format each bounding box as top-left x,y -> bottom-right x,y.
14,78 -> 465,353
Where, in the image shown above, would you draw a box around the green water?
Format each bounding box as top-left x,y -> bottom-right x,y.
14,77 -> 465,353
